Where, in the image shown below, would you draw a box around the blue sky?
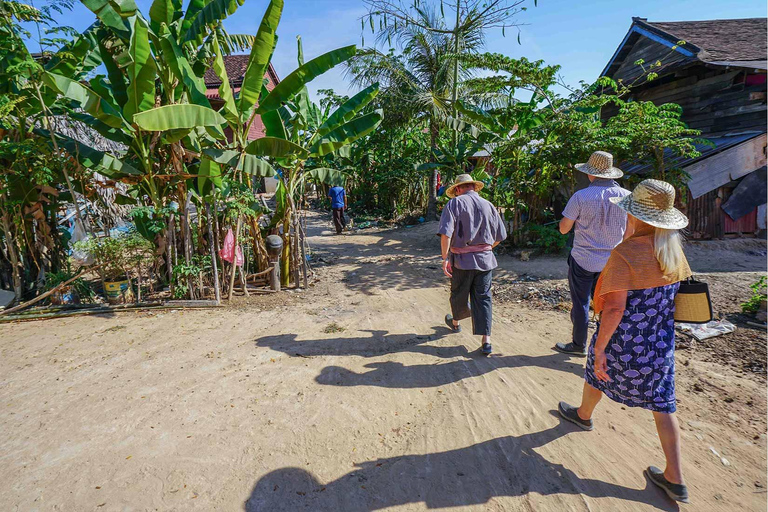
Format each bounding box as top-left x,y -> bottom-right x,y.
32,0 -> 767,102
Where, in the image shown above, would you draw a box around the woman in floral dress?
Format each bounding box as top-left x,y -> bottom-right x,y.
557,179 -> 692,504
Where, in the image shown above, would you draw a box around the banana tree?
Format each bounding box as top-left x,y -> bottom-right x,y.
38,0 -> 261,299
253,37 -> 383,286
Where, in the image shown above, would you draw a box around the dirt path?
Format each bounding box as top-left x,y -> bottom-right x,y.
1,213 -> 765,511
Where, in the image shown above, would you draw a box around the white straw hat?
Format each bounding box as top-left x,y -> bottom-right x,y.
574,151 -> 624,179
610,179 -> 689,230
445,174 -> 484,198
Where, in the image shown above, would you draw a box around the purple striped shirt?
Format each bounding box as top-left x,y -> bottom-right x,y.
562,179 -> 631,272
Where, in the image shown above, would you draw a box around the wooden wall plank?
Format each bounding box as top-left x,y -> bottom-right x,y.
687,134 -> 767,198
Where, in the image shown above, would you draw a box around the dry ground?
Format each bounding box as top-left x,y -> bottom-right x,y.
1,212 -> 766,512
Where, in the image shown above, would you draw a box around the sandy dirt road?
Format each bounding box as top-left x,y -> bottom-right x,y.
1,213 -> 766,511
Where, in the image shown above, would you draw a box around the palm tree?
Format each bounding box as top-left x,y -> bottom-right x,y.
347,6 -> 484,219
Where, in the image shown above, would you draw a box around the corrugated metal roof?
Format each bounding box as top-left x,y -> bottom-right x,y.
620,131 -> 765,176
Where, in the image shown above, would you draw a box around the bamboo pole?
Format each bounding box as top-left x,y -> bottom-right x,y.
205,203 -> 221,304
167,214 -> 175,296
0,264 -> 100,316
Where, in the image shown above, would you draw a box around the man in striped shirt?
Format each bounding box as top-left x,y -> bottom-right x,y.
554,151 -> 631,356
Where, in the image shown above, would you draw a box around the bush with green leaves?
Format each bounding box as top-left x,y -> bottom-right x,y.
524,223 -> 567,254
44,269 -> 95,303
74,231 -> 154,282
741,276 -> 767,314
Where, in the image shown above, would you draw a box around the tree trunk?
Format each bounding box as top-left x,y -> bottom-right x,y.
205,203 -> 221,304
281,208 -> 291,288
1,208 -> 22,300
426,118 -> 440,220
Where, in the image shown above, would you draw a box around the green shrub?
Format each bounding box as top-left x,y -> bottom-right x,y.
524,224 -> 567,254
741,276 -> 767,313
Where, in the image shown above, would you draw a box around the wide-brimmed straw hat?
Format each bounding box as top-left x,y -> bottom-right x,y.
445,173 -> 484,198
574,151 -> 624,179
610,179 -> 689,230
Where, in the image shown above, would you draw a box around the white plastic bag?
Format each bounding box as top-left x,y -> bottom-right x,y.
676,319 -> 736,341
70,219 -> 95,266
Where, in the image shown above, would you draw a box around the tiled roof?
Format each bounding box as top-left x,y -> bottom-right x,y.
203,55 -> 278,88
645,18 -> 767,63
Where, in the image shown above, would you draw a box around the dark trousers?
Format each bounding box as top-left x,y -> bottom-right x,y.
568,255 -> 601,349
332,208 -> 346,234
450,268 -> 493,336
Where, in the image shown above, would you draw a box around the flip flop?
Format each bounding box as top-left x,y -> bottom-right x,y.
445,314 -> 461,333
645,466 -> 690,503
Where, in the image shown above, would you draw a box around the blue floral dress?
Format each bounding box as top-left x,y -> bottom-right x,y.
584,283 -> 680,413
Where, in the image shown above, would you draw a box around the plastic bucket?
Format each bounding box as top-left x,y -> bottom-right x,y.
104,279 -> 134,304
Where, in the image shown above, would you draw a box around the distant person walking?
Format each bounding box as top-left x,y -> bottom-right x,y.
558,179 -> 692,503
328,184 -> 347,235
556,151 -> 631,356
438,174 -> 507,355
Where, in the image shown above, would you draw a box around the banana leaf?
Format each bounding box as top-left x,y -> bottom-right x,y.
245,137 -> 309,159
238,0 -> 283,116
210,35 -> 239,126
202,149 -> 276,177
45,23 -> 100,79
257,45 -> 356,114
158,32 -> 210,108
196,158 -> 222,196
66,110 -> 133,145
456,100 -> 505,135
305,167 -> 347,187
98,36 -> 128,108
124,16 -> 157,122
42,71 -> 126,129
444,116 -> 483,140
309,110 -> 383,157
34,128 -> 142,177
312,82 -> 378,141
149,0 -> 180,26
133,104 -> 226,131
183,0 -> 244,45
80,0 -> 131,39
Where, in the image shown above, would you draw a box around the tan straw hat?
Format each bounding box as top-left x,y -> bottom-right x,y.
574,151 -> 624,179
445,173 -> 484,198
610,179 -> 689,230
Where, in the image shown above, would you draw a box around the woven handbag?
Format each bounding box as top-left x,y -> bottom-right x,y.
674,277 -> 713,324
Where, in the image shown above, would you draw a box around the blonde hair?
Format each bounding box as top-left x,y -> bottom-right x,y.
654,228 -> 684,273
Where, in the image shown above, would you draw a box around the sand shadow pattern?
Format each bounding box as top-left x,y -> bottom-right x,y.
244,418 -> 677,511
315,351 -> 585,389
255,328 -> 463,359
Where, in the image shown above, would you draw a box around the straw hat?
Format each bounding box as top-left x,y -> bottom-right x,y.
610,179 -> 689,230
574,151 -> 624,179
445,174 -> 484,198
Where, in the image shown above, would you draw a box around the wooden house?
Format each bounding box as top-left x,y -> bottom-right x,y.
601,17 -> 767,238
204,57 -> 281,192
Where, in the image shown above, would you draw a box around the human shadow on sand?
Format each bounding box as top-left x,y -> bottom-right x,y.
255,327 -> 467,359
243,416 -> 676,511
315,351 -> 584,389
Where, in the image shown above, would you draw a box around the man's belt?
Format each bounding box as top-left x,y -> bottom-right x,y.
450,244 -> 492,254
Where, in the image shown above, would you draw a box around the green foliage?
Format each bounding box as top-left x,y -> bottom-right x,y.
741,277 -> 767,314
172,254 -> 211,299
129,206 -> 172,241
74,231 -> 154,281
523,224 -> 567,254
44,269 -> 95,302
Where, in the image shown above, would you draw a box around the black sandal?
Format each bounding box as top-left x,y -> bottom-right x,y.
445,314 -> 461,333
